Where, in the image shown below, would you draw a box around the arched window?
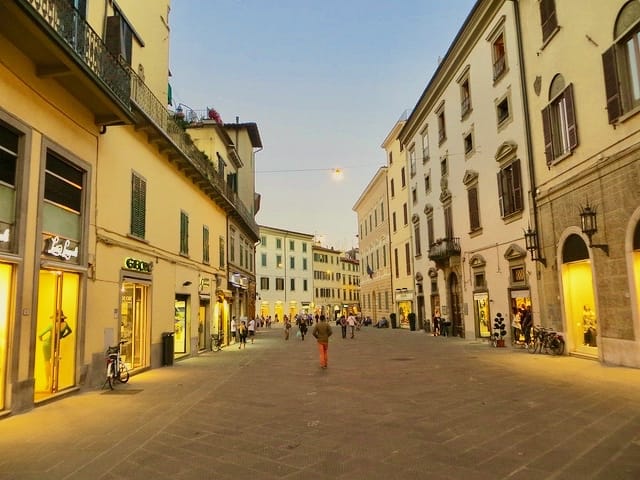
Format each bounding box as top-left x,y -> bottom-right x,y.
541,74 -> 577,165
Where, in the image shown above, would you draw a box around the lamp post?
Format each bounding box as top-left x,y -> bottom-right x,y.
579,201 -> 609,255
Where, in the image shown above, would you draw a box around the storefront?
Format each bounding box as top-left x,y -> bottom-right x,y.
561,234 -> 598,357
197,276 -> 212,351
120,257 -> 152,372
473,292 -> 491,338
174,294 -> 189,355
395,290 -> 414,329
0,262 -> 12,411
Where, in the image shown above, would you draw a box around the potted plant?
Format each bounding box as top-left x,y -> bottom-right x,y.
408,312 -> 416,331
493,313 -> 507,347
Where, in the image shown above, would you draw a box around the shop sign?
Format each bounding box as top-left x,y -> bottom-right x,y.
199,277 -> 211,291
395,292 -> 413,301
124,257 -> 153,273
229,272 -> 248,288
44,235 -> 79,261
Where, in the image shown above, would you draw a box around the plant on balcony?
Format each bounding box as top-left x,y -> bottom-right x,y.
492,313 -> 507,347
207,107 -> 223,124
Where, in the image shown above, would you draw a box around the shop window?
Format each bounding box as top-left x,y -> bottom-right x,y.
0,123 -> 19,253
43,151 -> 84,241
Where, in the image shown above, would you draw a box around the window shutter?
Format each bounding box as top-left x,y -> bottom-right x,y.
541,104 -> 554,166
602,46 -> 622,124
130,174 -> 146,238
564,83 -> 578,150
105,16 -> 124,59
496,171 -> 505,218
512,159 -> 523,212
468,187 -> 480,231
540,0 -> 558,43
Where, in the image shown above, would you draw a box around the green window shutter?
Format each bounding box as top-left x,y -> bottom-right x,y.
203,225 -> 210,264
130,173 -> 146,238
180,211 -> 189,255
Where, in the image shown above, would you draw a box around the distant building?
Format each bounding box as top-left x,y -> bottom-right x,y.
312,244 -> 343,321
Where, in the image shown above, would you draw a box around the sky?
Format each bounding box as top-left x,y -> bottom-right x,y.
169,0 -> 477,251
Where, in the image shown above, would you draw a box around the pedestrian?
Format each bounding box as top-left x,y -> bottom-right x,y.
312,314 -> 332,369
284,317 -> 291,340
238,320 -> 247,349
432,314 -> 440,336
230,316 -> 238,344
339,315 -> 347,338
298,316 -> 308,341
248,317 -> 256,344
512,308 -> 522,344
347,313 -> 356,339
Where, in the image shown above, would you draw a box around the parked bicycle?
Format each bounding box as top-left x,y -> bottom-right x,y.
210,332 -> 224,352
103,340 -> 130,390
527,325 -> 565,355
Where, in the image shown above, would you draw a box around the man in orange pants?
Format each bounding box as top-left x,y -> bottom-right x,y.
312,314 -> 333,368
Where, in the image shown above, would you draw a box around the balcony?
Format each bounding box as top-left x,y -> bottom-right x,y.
1,0 -> 135,125
428,237 -> 461,264
129,72 -> 260,239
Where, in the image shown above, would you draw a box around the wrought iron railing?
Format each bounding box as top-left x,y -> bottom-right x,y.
428,237 -> 461,261
128,70 -> 259,236
22,0 -> 131,108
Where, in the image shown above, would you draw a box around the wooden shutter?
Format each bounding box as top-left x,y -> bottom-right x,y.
602,46 -> 622,124
541,104 -> 554,166
540,0 -> 558,43
564,83 -> 578,151
105,16 -> 124,58
512,159 -> 523,213
496,171 -> 505,218
130,174 -> 145,238
468,187 -> 480,231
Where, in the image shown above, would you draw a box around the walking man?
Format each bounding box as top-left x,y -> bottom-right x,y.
347,313 -> 356,339
230,316 -> 237,344
248,317 -> 256,344
312,314 -> 332,369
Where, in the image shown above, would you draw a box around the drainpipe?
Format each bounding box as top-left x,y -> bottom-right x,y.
511,0 -> 543,264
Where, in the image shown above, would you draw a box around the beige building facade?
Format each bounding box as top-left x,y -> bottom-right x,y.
353,167 -> 394,324
312,244 -> 343,322
519,0 -> 640,367
399,0 -> 538,340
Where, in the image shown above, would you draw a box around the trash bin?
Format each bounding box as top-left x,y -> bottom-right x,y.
161,332 -> 174,366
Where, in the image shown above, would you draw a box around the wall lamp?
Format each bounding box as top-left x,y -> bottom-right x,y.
524,225 -> 546,267
579,201 -> 609,256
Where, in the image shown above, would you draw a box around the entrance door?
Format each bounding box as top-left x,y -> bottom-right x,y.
120,282 -> 148,370
174,295 -> 189,354
449,273 -> 464,338
35,270 -> 79,397
198,303 -> 207,351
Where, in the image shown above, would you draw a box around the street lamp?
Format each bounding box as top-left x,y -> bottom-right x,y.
579,201 -> 609,255
524,225 -> 546,266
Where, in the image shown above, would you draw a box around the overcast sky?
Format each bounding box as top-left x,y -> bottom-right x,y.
169,0 -> 477,251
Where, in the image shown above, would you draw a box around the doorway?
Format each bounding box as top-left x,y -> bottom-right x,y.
0,263 -> 12,410
448,272 -> 464,338
35,270 -> 79,398
120,281 -> 148,370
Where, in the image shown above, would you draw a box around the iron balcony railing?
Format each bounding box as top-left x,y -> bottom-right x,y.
428,237 -> 461,262
22,0 -> 131,110
128,70 -> 259,237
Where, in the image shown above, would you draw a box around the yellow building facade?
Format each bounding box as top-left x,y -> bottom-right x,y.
0,0 -> 256,414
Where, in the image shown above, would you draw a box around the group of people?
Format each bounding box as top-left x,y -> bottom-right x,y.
229,316 -> 257,349
336,314 -> 358,339
511,304 -> 533,345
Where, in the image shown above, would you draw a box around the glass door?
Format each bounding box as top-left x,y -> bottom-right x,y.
120,282 -> 148,370
174,295 -> 188,354
198,303 -> 206,351
35,270 -> 78,398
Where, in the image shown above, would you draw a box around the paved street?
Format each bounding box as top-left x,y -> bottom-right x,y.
1,325 -> 640,480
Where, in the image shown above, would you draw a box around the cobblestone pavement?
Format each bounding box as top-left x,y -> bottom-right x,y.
1,325 -> 640,480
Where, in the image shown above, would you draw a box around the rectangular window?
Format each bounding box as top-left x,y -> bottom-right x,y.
392,212 -> 397,232
179,211 -> 189,255
497,159 -> 523,218
260,235 -> 266,246
405,242 -> 411,275
0,123 -> 18,253
497,97 -> 510,125
303,258 -> 308,270
464,132 -> 474,154
424,174 -> 431,193
542,84 -> 577,165
437,107 -> 446,144
468,186 -> 481,231
401,167 -> 406,187
414,222 -> 422,256
412,186 -> 417,204
202,225 -> 210,264
410,148 -> 416,176
219,236 -> 225,268
276,254 -> 282,267
380,202 -> 385,222
461,78 -> 471,117
382,245 -> 387,267
492,32 -> 507,81
302,242 -> 307,253
229,235 -> 235,263
276,278 -> 284,290
388,151 -> 393,164
130,172 -> 146,239
394,248 -> 399,279
403,203 -> 408,225
540,0 -> 558,44
290,256 -> 295,269
390,178 -> 395,197
441,156 -> 448,177
260,277 -> 269,290
290,278 -> 295,291
303,279 -> 308,291
444,204 -> 453,238
421,127 -> 429,161
276,238 -> 282,249
427,215 -> 434,247
289,240 -> 295,251
261,253 -> 267,267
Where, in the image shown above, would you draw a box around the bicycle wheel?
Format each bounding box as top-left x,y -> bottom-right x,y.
106,362 -> 114,390
212,343 -> 221,352
527,338 -> 537,354
118,363 -> 130,383
550,337 -> 565,356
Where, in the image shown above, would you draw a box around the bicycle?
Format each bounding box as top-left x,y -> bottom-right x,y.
103,340 -> 130,390
527,326 -> 565,355
210,332 -> 224,352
